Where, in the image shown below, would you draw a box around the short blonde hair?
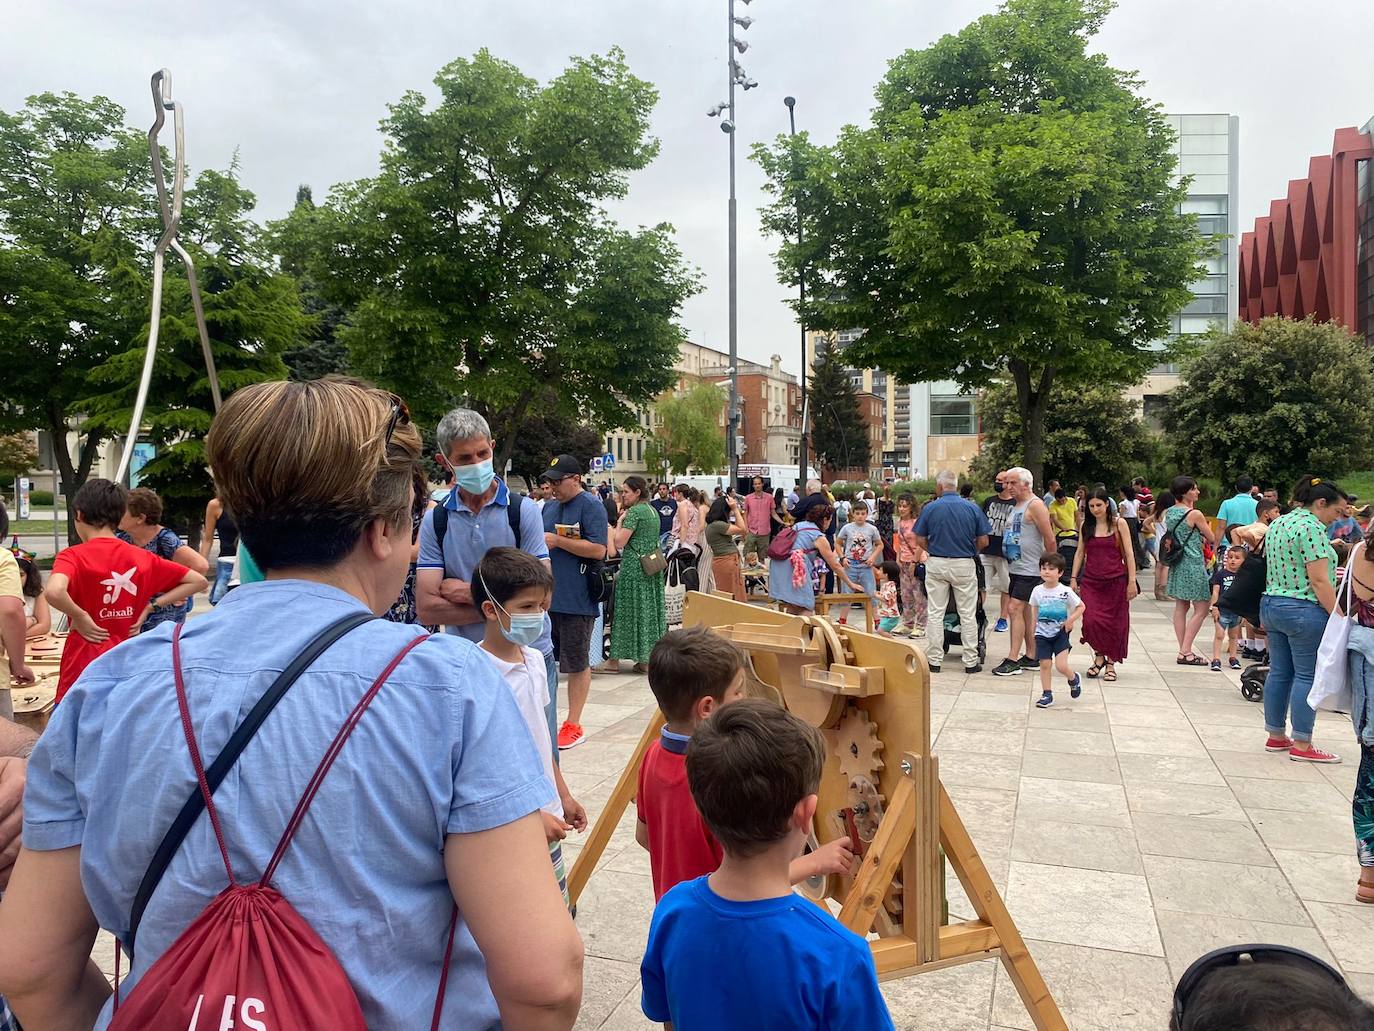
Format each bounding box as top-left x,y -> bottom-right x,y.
206,377 -> 422,570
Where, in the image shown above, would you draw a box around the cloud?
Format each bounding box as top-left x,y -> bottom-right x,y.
4,0 -> 1370,376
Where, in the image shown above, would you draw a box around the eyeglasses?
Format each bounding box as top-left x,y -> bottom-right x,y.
384,394 -> 411,446
1172,944 -> 1351,1027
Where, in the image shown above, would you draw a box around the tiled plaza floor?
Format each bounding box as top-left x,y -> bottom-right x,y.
558,570 -> 1374,1030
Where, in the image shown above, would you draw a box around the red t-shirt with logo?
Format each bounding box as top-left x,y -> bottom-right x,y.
52,536 -> 188,702
636,737 -> 724,900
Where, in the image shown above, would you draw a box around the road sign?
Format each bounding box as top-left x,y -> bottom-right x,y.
590,456 -> 605,473
17,477 -> 29,519
603,452 -> 615,470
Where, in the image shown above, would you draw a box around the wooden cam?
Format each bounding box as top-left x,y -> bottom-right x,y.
566,593 -> 1066,1030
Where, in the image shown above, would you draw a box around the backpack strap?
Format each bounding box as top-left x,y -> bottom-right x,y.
432,489 -> 521,554
127,610 -> 377,954
260,633 -> 430,884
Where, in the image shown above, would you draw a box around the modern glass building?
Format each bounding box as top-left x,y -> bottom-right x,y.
1128,113 -> 1241,424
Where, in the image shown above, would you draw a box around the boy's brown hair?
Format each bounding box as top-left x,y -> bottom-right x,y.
72,478 -> 129,530
1038,552 -> 1067,573
471,546 -> 553,609
686,699 -> 825,857
647,626 -> 745,723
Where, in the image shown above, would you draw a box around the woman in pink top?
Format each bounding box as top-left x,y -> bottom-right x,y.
893,494 -> 927,636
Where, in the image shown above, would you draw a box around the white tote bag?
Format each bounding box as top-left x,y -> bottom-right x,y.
664,560 -> 686,629
1308,541 -> 1361,713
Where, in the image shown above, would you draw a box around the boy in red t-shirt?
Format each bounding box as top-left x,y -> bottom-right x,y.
635,626 -> 857,900
47,479 -> 207,702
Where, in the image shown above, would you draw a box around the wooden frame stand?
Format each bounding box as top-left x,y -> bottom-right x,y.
567,593 -> 1065,1030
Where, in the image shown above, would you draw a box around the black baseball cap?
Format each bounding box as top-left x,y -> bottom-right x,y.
541,454 -> 583,481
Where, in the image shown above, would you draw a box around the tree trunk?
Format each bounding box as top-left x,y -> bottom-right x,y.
46,405 -> 104,546
1009,361 -> 1055,488
489,388 -> 536,476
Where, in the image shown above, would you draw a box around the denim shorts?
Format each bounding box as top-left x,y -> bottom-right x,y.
1035,629 -> 1071,660
1218,611 -> 1240,630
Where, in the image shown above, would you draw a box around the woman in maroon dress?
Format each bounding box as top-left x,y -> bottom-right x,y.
1069,487 -> 1138,680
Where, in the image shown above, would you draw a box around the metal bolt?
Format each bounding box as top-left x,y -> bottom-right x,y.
900,759 -> 913,775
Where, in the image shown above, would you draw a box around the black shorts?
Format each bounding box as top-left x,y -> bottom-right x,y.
1008,573 -> 1039,603
550,612 -> 595,674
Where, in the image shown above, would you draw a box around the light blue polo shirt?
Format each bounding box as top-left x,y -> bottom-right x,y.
418,479 -> 551,653
1216,492 -> 1258,531
22,579 -> 555,1029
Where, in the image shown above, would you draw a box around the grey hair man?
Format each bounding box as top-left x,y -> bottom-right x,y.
416,408 -> 561,753
910,469 -> 991,673
992,467 -> 1056,678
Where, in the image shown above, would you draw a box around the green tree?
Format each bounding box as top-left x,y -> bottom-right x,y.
0,433 -> 38,484
1163,316 -> 1374,490
644,383 -> 726,478
0,92 -> 155,535
754,0 -> 1206,484
278,49 -> 698,466
969,380 -> 1156,489
806,338 -> 871,475
79,162 -> 304,532
507,389 -> 605,489
274,185 -> 350,382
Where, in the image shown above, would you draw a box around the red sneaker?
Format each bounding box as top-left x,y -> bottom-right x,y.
1289,744 -> 1341,764
1264,736 -> 1294,752
557,721 -> 586,750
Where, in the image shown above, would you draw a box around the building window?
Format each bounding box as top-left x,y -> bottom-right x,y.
616,437 -> 623,462
930,395 -> 976,436
636,438 -> 643,462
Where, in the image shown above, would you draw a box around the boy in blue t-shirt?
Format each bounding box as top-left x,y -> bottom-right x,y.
1029,552 -> 1084,709
640,700 -> 893,1031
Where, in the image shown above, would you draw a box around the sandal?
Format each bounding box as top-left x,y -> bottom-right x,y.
1085,664 -> 1103,679
1176,653 -> 1207,666
1358,881 -> 1374,904
590,664 -> 622,675
1103,667 -> 1117,682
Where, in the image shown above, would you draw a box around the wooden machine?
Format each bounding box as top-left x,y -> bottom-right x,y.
567,592 -> 1066,1030
6,632 -> 62,732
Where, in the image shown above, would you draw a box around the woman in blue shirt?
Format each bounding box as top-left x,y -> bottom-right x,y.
0,378 -> 583,1029
768,505 -> 859,614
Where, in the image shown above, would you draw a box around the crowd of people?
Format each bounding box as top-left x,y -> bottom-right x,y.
0,374 -> 1370,1027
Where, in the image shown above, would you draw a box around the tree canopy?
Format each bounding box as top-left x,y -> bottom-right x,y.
807,337 -> 871,475
1163,317 -> 1374,491
277,49 -> 699,469
0,92 -> 154,528
506,388 -> 605,489
644,383 -> 726,478
754,0 -> 1206,482
969,380 -> 1156,490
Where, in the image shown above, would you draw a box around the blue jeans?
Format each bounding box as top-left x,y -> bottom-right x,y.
544,648 -> 560,766
209,557 -> 235,605
1260,594 -> 1327,740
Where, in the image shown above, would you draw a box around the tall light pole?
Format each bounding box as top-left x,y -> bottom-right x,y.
708,0 -> 758,490
784,95 -> 807,490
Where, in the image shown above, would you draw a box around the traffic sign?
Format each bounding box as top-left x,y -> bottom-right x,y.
590,456 -> 605,473
603,451 -> 615,470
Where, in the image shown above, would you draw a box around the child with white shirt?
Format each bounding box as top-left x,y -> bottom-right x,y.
1030,552 -> 1085,709
474,547 -> 587,909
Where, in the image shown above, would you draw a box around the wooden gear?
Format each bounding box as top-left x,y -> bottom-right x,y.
566,593 -> 1065,1030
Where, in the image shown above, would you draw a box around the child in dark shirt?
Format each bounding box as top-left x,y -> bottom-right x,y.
1209,545 -> 1246,671
635,626 -> 856,900
640,700 -> 894,1031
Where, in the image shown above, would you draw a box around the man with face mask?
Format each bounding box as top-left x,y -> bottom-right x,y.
417,408 -> 556,750
540,454 -> 609,750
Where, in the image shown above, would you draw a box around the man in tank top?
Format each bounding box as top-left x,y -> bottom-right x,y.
993,468 -> 1056,678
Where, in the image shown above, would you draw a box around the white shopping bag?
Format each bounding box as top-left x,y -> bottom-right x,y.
1308,542 -> 1361,713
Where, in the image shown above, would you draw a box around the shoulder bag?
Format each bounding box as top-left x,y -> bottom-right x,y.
1309,541 -> 1361,714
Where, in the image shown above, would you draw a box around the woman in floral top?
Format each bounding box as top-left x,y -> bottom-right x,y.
1260,475 -> 1346,763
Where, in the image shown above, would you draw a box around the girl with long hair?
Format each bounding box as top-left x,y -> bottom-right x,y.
1069,487 -> 1137,681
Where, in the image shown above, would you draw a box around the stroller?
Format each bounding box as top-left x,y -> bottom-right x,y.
942,558 -> 988,664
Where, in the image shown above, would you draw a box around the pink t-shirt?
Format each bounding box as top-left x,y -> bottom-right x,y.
743,492 -> 773,535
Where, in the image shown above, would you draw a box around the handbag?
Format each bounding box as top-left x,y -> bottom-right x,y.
664,561 -> 686,628
581,560 -> 615,604
1309,542 -> 1361,714
639,548 -> 667,576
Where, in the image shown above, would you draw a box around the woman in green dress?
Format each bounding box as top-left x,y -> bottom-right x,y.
1164,474 -> 1215,665
594,476 -> 666,674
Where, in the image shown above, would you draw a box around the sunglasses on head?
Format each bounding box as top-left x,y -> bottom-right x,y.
384,394 -> 410,446
1172,944 -> 1351,1027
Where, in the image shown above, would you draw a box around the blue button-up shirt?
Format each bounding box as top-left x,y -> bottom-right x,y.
913,492 -> 993,559
418,478 -> 551,652
22,579 -> 554,1030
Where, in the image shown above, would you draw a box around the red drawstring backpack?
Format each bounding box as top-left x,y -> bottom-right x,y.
111,617 -> 458,1030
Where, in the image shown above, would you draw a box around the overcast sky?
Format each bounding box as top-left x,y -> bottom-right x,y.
5,0 -> 1372,377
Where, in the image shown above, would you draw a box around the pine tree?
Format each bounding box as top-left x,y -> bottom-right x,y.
807,338 -> 870,475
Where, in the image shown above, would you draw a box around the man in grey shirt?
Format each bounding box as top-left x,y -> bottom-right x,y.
993,467 -> 1056,677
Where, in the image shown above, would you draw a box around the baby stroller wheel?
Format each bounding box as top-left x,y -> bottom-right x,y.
1239,663 -> 1267,703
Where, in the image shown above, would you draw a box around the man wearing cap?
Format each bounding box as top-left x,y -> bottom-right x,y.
541,454 -> 609,750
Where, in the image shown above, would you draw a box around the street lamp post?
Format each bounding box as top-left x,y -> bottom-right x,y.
709,0 -> 757,491
784,95 -> 806,491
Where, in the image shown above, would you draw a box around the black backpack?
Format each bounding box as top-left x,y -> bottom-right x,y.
431,492 -> 522,552
1158,511 -> 1197,567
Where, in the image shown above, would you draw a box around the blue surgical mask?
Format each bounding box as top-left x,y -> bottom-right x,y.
498,606 -> 545,648
452,458 -> 495,494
